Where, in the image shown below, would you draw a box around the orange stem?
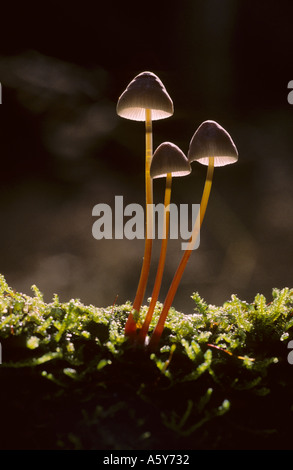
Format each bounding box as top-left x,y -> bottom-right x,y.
125,109 -> 153,337
138,173 -> 172,344
148,157 -> 214,350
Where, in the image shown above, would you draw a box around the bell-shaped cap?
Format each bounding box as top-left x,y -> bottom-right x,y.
150,142 -> 191,179
116,71 -> 174,121
188,120 -> 238,167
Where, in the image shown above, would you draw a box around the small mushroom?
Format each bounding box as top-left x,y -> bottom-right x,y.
188,120 -> 238,229
150,142 -> 192,179
149,120 -> 238,350
138,142 -> 191,345
117,72 -> 174,338
116,71 -> 174,122
188,119 -> 238,167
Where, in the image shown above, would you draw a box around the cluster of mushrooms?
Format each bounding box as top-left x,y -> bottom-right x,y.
116,71 -> 238,351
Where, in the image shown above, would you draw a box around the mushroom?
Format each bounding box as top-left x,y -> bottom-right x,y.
116,71 -> 174,338
149,120 -> 238,350
137,142 -> 191,345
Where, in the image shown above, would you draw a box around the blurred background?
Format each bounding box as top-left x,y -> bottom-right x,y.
0,0 -> 292,314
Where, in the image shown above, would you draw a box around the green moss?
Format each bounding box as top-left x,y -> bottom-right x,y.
0,274 -> 293,450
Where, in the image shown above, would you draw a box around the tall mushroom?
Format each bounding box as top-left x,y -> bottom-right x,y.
138,142 -> 191,345
149,120 -> 238,350
116,72 -> 174,338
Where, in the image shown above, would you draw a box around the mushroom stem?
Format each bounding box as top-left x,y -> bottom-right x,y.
125,109 -> 153,337
138,172 -> 172,344
148,157 -> 214,350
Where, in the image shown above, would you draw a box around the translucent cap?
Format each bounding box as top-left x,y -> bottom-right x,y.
188,120 -> 238,167
116,71 -> 174,121
150,142 -> 191,179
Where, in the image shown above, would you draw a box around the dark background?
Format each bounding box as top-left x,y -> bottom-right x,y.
0,0 -> 292,314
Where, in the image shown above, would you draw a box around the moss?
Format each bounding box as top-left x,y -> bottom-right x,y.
0,274 -> 293,450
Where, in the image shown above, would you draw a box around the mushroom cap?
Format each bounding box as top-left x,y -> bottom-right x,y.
188,120 -> 238,167
150,142 -> 191,179
116,71 -> 174,121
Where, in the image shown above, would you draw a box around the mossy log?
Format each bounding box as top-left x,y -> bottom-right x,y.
0,275 -> 293,450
